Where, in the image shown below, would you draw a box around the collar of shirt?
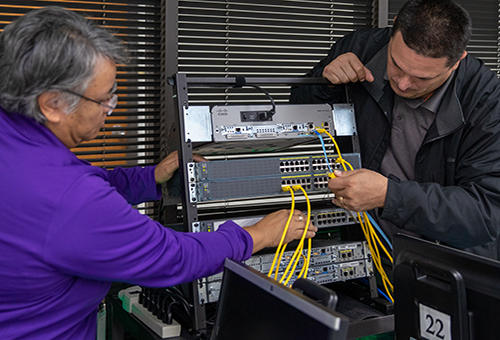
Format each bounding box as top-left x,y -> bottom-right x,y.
365,44 -> 390,94
381,63 -> 455,114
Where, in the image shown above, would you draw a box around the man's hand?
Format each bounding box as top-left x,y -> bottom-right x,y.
323,52 -> 374,84
154,151 -> 207,184
243,209 -> 317,254
328,169 -> 388,212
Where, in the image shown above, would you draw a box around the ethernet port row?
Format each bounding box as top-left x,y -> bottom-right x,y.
316,212 -> 347,225
318,212 -> 344,219
316,218 -> 347,226
312,158 -> 337,171
312,158 -> 336,164
279,160 -> 310,173
281,178 -> 312,190
313,176 -> 329,189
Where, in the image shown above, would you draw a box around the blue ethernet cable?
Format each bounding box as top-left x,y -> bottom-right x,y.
312,130 -> 333,173
366,212 -> 392,250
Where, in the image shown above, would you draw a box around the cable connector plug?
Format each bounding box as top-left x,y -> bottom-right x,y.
292,185 -> 302,191
282,185 -> 292,192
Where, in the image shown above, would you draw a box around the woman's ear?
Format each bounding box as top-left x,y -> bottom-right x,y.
38,92 -> 65,123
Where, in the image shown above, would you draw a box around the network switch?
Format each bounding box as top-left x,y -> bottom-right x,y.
188,153 -> 361,202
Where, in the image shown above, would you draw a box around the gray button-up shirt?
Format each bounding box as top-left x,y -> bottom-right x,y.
367,46 -> 454,181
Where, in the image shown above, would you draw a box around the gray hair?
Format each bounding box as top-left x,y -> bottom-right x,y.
0,6 -> 127,123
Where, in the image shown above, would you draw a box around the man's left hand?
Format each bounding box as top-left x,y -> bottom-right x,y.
328,169 -> 388,211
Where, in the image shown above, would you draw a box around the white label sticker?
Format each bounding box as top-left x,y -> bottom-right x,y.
419,303 -> 452,340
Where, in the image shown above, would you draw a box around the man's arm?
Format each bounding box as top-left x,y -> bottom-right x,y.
329,100 -> 500,251
290,28 -> 389,105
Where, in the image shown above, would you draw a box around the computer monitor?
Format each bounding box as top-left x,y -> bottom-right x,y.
211,258 -> 349,340
393,234 -> 500,340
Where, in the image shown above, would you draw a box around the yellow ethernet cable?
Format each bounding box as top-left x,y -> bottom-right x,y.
296,185 -> 312,279
297,253 -> 308,279
279,243 -> 302,285
268,186 -> 295,279
313,128 -> 394,302
281,185 -> 312,287
358,211 -> 394,302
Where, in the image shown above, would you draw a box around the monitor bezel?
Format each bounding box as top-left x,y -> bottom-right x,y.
393,233 -> 500,340
211,258 -> 349,340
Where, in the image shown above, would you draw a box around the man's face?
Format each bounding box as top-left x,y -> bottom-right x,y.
386,31 -> 463,99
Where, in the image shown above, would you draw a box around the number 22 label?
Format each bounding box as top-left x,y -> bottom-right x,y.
419,303 -> 452,340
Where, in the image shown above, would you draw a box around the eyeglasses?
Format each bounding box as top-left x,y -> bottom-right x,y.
63,89 -> 118,116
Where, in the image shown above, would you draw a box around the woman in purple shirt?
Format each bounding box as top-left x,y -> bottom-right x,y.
0,7 -> 316,339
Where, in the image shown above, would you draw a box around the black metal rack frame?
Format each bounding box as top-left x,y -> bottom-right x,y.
164,73 -> 391,335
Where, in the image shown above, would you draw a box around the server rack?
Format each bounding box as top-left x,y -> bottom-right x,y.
162,73 -> 387,334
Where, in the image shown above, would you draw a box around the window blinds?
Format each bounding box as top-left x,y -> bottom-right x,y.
177,0 -> 374,104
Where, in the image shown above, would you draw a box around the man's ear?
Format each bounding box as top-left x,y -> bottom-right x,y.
38,92 -> 65,124
451,51 -> 468,71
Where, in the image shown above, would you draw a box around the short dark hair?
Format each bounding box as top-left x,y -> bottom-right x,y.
0,6 -> 127,123
392,0 -> 471,67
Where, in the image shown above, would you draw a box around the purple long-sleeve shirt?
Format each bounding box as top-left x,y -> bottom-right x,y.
0,108 -> 253,339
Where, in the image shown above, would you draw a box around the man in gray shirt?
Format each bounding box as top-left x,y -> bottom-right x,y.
290,0 -> 500,259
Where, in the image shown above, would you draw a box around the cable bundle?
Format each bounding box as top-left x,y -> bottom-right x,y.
268,185 -> 312,287
313,128 -> 394,303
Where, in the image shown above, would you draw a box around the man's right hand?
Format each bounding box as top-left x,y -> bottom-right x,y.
322,52 -> 374,84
